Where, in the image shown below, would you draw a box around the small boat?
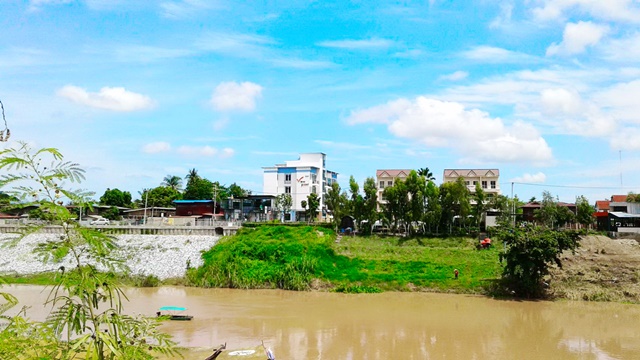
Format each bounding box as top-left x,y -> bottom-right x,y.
157,306 -> 194,321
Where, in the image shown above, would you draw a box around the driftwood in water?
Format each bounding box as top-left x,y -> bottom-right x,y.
204,343 -> 227,360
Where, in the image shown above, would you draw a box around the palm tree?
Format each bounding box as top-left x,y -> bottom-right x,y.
162,175 -> 183,191
417,167 -> 435,181
185,168 -> 199,181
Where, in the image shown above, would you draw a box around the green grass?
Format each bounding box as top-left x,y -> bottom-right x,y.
187,225 -> 503,294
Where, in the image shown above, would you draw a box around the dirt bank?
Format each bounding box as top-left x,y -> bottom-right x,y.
550,235 -> 640,303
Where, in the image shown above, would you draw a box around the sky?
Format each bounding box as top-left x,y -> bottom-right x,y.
2,0 -> 640,204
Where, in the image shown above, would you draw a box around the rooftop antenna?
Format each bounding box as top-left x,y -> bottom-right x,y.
0,99 -> 10,142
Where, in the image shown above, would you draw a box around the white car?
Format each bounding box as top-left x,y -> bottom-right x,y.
90,218 -> 110,225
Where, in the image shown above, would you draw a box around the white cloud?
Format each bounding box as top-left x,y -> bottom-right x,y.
593,79 -> 640,123
160,0 -> 224,19
440,71 -> 469,81
210,81 -> 263,112
540,88 -> 583,115
142,142 -> 171,154
546,21 -> 609,56
213,117 -> 229,130
462,46 -> 538,63
511,172 -> 547,183
220,148 -> 235,158
603,32 -> 640,62
57,85 -> 155,111
314,140 -> 370,150
176,145 -> 218,156
317,38 -> 395,50
28,0 -> 72,11
346,97 -> 553,164
532,0 -> 640,23
489,2 -> 514,29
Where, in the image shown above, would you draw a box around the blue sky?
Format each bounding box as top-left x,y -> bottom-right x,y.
2,0 -> 640,203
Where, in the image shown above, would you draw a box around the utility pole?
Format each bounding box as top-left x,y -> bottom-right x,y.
213,183 -> 218,223
511,182 -> 515,227
143,190 -> 148,226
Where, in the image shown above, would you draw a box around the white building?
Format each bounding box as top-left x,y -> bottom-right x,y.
376,169 -> 412,211
263,153 -> 338,221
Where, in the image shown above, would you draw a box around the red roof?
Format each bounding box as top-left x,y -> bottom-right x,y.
596,200 -> 610,211
611,195 -> 628,202
593,212 -> 609,218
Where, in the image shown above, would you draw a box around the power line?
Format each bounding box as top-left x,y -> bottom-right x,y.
507,182 -> 639,190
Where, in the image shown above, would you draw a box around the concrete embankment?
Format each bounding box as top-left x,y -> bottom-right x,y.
0,233 -> 220,279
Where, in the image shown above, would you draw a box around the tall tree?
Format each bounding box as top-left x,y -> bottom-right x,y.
185,168 -> 199,182
417,167 -> 435,181
472,182 -> 487,231
139,186 -> 183,208
424,181 -> 441,234
383,178 -> 409,233
275,193 -> 292,222
161,175 -> 183,191
575,195 -> 595,228
439,177 -> 470,234
348,176 -> 365,226
534,191 -> 558,228
325,182 -> 347,231
183,177 -> 214,200
306,192 -> 320,222
99,188 -> 132,207
227,182 -> 249,198
361,177 -> 379,235
405,170 -> 426,235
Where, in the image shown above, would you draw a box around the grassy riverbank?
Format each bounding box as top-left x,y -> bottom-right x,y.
186,225 -> 503,293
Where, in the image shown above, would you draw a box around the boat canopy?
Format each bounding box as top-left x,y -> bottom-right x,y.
159,306 -> 187,311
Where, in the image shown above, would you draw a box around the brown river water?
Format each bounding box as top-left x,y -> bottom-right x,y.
5,285 -> 640,359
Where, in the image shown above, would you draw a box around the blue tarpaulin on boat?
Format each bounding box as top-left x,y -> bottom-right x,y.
159,306 -> 187,311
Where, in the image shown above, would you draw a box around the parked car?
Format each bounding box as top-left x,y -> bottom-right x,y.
90,218 -> 110,225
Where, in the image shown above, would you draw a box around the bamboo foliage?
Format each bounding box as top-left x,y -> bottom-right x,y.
0,142 -> 178,359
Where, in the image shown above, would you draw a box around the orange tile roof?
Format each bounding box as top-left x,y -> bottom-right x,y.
611,195 -> 628,202
596,200 -> 610,210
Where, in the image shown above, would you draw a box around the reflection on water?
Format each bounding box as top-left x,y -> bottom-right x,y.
5,285 -> 640,359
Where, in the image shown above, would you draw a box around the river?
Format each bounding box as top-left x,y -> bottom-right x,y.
5,285 -> 640,359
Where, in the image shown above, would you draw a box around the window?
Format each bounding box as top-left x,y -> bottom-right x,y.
473,181 -> 477,185
482,181 -> 487,189
285,174 -> 291,182
491,181 -> 496,189
387,180 -> 393,187
285,186 -> 291,194
379,181 -> 385,189
465,181 -> 470,186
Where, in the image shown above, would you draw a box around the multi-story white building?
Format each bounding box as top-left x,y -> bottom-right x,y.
442,169 -> 501,197
263,153 -> 338,221
376,169 -> 412,211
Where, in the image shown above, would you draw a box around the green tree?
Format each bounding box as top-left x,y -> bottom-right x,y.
497,225 -> 580,298
360,177 -> 379,235
424,181 -> 441,234
575,195 -> 595,228
227,182 -> 249,198
185,168 -> 199,182
300,199 -> 308,221
439,177 -> 470,234
183,177 -> 214,200
627,192 -> 640,203
383,178 -> 409,233
306,192 -> 320,222
139,186 -> 182,208
0,141 -> 176,359
161,175 -> 183,191
472,182 -> 487,231
417,167 -> 435,181
325,182 -> 347,231
275,193 -> 292,222
347,176 -> 365,226
405,170 -> 426,235
99,188 -> 132,207
102,206 -> 121,221
534,191 -> 558,228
